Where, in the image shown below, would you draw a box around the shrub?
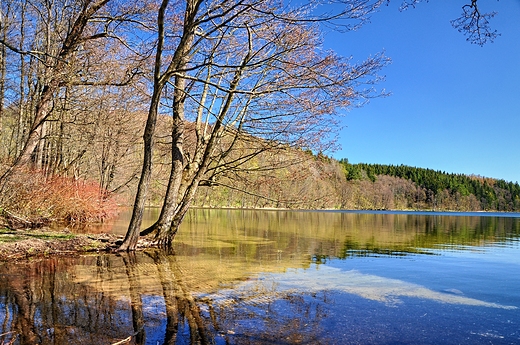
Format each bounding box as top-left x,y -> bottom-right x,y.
0,169 -> 119,226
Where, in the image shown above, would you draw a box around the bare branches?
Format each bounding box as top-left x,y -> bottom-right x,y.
0,37 -> 66,66
399,0 -> 500,45
451,0 -> 499,45
0,0 -> 152,191
251,0 -> 387,32
116,0 -> 392,248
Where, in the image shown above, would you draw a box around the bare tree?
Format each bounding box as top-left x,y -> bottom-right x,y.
119,0 -> 390,250
1,0 -> 502,237
0,0 -> 147,185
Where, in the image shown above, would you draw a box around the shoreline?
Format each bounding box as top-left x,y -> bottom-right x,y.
0,230 -> 123,261
1,207 -> 519,261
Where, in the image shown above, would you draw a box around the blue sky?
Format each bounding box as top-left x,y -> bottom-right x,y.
325,1 -> 520,183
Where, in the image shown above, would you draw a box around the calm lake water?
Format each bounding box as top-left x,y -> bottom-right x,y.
0,209 -> 519,344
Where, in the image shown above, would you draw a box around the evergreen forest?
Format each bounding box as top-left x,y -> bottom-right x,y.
340,159 -> 520,212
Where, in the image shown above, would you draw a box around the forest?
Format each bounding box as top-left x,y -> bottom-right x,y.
340,160 -> 520,212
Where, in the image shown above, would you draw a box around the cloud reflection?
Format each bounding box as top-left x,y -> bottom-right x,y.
209,266 -> 517,310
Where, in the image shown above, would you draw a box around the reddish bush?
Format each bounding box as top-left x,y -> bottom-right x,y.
0,169 -> 119,225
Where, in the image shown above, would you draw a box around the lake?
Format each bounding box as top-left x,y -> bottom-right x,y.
0,209 -> 519,344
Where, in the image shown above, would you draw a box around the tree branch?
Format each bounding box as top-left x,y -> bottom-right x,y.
0,38 -> 65,66
399,0 -> 500,45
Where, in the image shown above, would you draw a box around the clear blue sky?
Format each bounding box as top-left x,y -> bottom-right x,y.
325,1 -> 520,184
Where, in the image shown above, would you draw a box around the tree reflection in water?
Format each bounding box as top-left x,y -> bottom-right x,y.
145,250 -> 209,344
120,253 -> 146,344
0,257 -> 133,344
0,251 -> 331,344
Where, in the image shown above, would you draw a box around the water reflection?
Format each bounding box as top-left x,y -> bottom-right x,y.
212,265 -> 516,309
0,256 -> 133,343
0,210 -> 519,344
0,253 -> 214,344
175,209 -> 520,260
0,251 -> 331,344
88,208 -> 520,258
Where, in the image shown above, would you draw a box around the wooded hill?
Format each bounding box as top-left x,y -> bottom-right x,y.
181,152 -> 520,212
2,101 -> 518,214
339,160 -> 520,212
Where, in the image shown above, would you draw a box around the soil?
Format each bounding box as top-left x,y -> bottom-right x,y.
0,229 -> 124,261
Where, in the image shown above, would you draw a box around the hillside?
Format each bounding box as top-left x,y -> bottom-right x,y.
2,105 -> 519,219
339,160 -> 520,212
181,152 -> 520,212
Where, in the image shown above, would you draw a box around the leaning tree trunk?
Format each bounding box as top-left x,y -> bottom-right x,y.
152,129 -> 222,247
141,73 -> 187,239
121,0 -> 200,250
118,94 -> 160,251
146,44 -> 249,247
118,0 -> 200,250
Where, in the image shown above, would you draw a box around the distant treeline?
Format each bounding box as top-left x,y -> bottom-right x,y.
339,160 -> 520,212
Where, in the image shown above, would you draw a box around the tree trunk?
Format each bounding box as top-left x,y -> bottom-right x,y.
120,0 -> 200,250
117,95 -> 160,251
118,0 -> 172,251
149,115 -> 185,240
144,74 -> 187,240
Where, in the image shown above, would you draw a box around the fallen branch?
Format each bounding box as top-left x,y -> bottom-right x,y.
2,209 -> 33,229
111,336 -> 132,345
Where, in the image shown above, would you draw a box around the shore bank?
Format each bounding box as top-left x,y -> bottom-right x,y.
0,229 -> 123,261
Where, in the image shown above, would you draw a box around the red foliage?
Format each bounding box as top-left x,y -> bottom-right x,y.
1,169 -> 119,224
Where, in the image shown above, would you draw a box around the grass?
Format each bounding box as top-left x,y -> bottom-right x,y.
26,232 -> 76,240
0,228 -> 25,243
0,228 -> 76,243
0,227 -> 122,261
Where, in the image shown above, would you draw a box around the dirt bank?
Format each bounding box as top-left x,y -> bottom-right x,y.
0,229 -> 123,261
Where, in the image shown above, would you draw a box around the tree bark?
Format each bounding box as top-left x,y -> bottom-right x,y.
119,0 -> 200,250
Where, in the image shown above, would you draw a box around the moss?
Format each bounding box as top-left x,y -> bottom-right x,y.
0,229 -> 75,245
0,228 -> 15,235
81,244 -> 102,252
0,236 -> 25,243
26,232 -> 76,241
